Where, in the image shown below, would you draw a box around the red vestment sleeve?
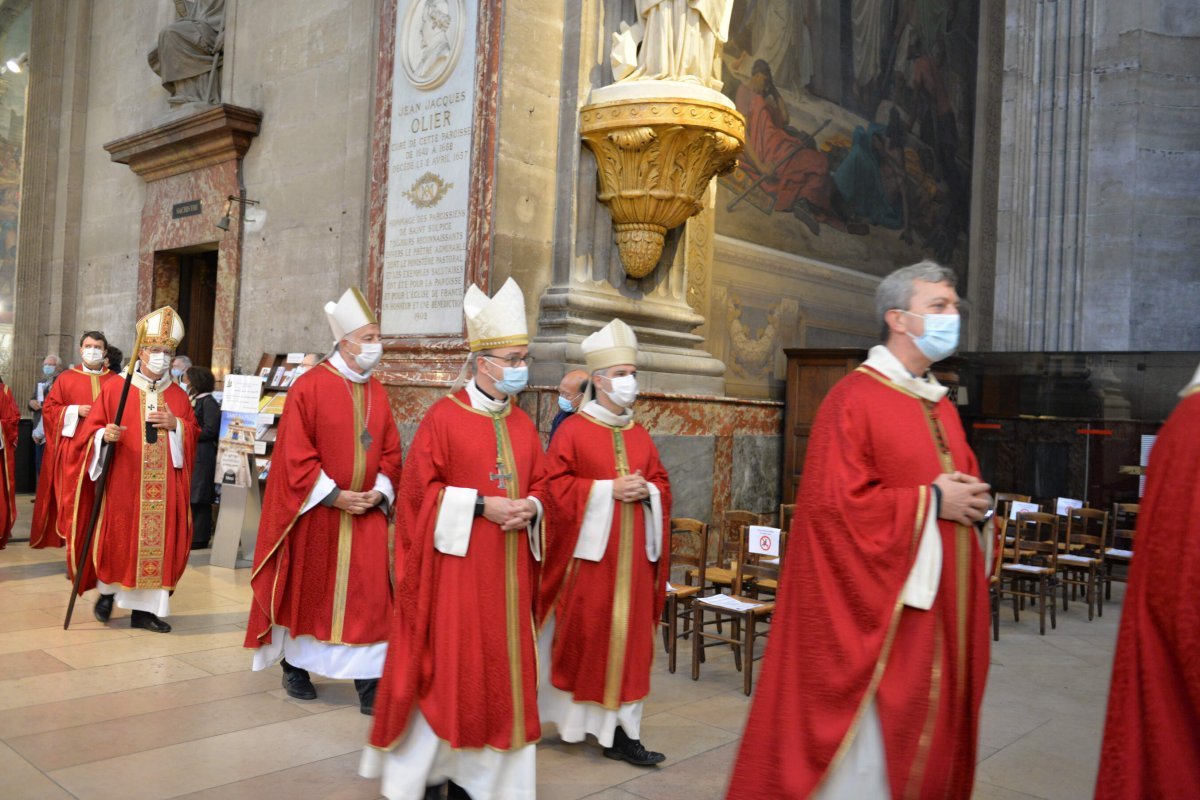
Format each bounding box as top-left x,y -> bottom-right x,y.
1097,392 -> 1200,799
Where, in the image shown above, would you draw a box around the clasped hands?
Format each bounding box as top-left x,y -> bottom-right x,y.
483,497 -> 538,531
102,410 -> 177,443
933,471 -> 993,527
333,490 -> 384,516
614,470 -> 651,503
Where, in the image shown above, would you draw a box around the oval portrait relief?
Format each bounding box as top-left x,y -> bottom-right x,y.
400,0 -> 466,90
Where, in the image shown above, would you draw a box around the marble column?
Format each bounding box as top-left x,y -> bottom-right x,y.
528,0 -> 726,395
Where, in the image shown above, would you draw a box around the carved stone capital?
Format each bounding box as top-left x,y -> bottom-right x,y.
580,96 -> 744,278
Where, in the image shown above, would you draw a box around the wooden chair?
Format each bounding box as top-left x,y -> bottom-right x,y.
1105,503 -> 1139,599
661,518 -> 708,674
690,524 -> 778,695
778,503 -> 796,535
989,513 -> 1010,641
997,511 -> 1061,635
685,510 -> 762,594
1057,507 -> 1109,620
995,492 -> 1032,520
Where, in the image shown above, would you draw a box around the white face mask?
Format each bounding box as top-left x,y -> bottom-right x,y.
352,342 -> 383,372
602,374 -> 638,408
145,352 -> 172,375
81,347 -> 105,367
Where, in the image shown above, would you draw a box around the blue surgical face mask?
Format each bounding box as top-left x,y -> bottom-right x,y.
170,368 -> 185,378
483,358 -> 528,395
557,395 -> 575,413
42,365 -> 55,376
903,311 -> 960,362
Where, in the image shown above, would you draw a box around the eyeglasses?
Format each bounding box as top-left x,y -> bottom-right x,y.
483,353 -> 534,368
145,346 -> 175,356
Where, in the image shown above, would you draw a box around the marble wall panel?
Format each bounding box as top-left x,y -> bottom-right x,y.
731,435 -> 781,516
651,435 -> 715,524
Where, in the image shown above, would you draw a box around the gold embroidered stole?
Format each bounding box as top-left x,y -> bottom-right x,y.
330,381 -> 367,643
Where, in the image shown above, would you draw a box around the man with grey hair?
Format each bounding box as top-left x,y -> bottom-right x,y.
728,260 -> 993,798
170,354 -> 192,386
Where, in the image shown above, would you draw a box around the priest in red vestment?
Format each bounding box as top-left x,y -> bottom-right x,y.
727,262 -> 993,799
1095,364 -> 1200,799
76,307 -> 199,633
0,377 -> 18,549
362,278 -> 548,800
30,331 -> 114,550
245,287 -> 403,716
539,318 -> 672,766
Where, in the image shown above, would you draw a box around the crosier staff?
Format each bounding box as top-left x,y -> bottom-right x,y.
63,327 -> 144,630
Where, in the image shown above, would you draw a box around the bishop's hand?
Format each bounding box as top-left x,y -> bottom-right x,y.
614,471 -> 650,502
147,409 -> 177,431
934,472 -> 992,526
484,497 -> 537,531
102,424 -> 125,443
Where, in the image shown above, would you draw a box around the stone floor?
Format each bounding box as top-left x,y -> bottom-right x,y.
0,494 -> 1116,799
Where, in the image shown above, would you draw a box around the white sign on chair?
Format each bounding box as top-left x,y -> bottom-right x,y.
747,525 -> 781,557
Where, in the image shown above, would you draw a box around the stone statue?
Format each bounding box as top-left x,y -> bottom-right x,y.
611,0 -> 735,90
148,0 -> 226,108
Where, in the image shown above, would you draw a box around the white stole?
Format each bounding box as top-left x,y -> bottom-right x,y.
571,402 -> 662,565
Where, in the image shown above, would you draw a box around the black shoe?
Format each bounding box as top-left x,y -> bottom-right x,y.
355,678 -> 378,716
603,726 -> 665,766
94,594 -> 114,623
281,659 -> 317,700
446,781 -> 471,800
130,610 -> 171,633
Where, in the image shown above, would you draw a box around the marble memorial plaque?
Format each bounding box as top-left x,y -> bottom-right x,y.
380,0 -> 476,336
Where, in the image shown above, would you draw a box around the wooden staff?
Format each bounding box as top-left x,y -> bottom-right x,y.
63,328 -> 145,629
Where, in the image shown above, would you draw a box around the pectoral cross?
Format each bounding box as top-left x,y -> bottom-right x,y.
360,429 -> 373,449
489,460 -> 513,491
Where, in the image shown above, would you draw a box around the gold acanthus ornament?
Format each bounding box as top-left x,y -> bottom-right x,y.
580,97 -> 744,279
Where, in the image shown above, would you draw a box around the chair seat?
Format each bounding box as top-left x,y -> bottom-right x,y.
1058,554 -> 1098,566
1003,563 -> 1053,575
668,585 -> 702,598
696,593 -> 775,614
1106,548 -> 1133,559
686,566 -> 745,585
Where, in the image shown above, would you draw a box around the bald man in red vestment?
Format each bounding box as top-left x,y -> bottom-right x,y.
1095,364 -> 1200,799
30,331 -> 115,551
362,278 -> 548,800
727,262 -> 993,799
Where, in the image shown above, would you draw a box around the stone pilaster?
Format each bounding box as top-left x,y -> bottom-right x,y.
12,1 -> 92,408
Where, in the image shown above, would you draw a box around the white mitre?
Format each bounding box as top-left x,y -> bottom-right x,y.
137,305 -> 185,350
463,278 -> 528,352
582,318 -> 638,372
324,287 -> 377,341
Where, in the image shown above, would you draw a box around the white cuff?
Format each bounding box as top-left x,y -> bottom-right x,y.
372,473 -> 395,509
301,470 -> 338,515
902,490 -> 943,610
61,405 -> 81,438
168,420 -> 184,469
573,480 -> 615,562
643,484 -> 663,562
88,430 -> 107,480
434,486 -> 477,557
526,496 -> 544,562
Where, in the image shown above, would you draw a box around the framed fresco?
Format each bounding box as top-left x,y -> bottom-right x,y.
716,0 -> 979,278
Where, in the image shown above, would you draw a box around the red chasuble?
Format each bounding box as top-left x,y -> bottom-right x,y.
370,390 -> 547,752
73,374 -> 198,593
0,382 -> 17,549
727,366 -> 991,799
30,368 -> 114,549
244,364 -> 403,650
542,412 -> 671,708
1096,389 -> 1200,799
